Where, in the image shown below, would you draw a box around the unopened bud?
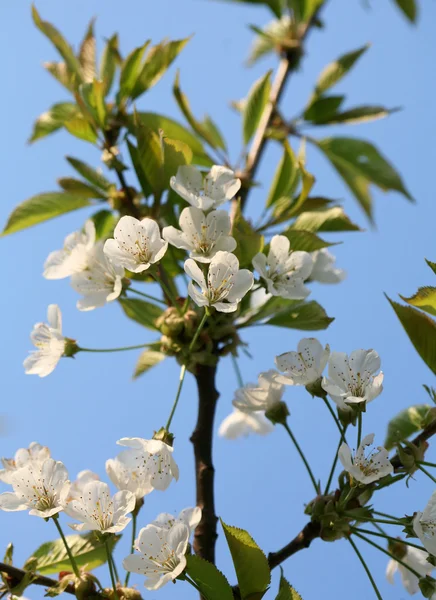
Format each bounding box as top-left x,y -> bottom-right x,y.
116,587 -> 142,600
419,575 -> 436,598
74,573 -> 98,600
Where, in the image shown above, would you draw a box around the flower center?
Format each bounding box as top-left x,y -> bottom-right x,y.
89,499 -> 114,531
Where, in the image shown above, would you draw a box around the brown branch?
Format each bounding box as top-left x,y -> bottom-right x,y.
0,562 -> 75,595
191,364 -> 220,563
267,520 -> 321,569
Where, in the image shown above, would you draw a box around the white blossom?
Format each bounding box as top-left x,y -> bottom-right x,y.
252,235 -> 313,299
0,442 -> 50,484
185,251 -> 253,313
413,491 -> 436,556
71,242 -> 124,311
65,480 -> 135,534
67,470 -> 100,501
338,434 -> 393,484
116,438 -> 179,492
123,522 -> 189,590
322,349 -> 384,407
218,409 -> 274,439
232,370 -> 284,413
104,216 -> 167,273
275,338 -> 330,386
386,545 -> 433,595
152,507 -> 202,537
106,448 -> 154,499
163,207 -> 236,263
310,249 -> 346,284
23,304 -> 66,377
0,458 -> 70,518
43,220 -> 96,280
170,165 -> 241,211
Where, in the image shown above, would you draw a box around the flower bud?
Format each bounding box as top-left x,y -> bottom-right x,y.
265,401 -> 290,425
305,377 -> 327,399
396,440 -> 429,475
74,573 -> 98,600
419,575 -> 436,598
116,588 -> 142,600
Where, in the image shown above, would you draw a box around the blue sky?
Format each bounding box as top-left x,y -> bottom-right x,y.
1,1 -> 436,598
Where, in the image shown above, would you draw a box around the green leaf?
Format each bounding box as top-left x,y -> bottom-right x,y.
66,157 -> 112,191
119,298 -> 163,330
304,95 -> 344,124
387,295 -> 436,375
316,137 -> 413,220
133,350 -> 166,379
129,112 -> 213,167
384,404 -> 431,450
132,38 -> 190,100
135,123 -> 165,193
201,115 -> 227,151
221,520 -> 270,599
243,71 -> 272,145
91,210 -> 117,240
293,206 -> 361,232
317,105 -> 396,126
282,229 -> 338,251
275,570 -> 303,600
126,138 -> 153,198
314,44 -> 369,96
163,136 -> 193,185
401,287 -> 436,317
3,543 -> 13,565
29,532 -> 120,575
100,34 -> 120,96
117,42 -> 150,103
185,554 -> 234,600
79,81 -> 107,129
43,61 -> 75,92
29,102 -> 80,143
247,17 -> 292,66
2,193 -> 91,236
266,300 -> 334,330
57,177 -> 107,199
426,259 -> 436,276
394,0 -> 417,22
78,19 -> 96,83
32,6 -> 82,81
239,296 -> 293,328
64,116 -> 98,143
266,141 -> 298,208
232,205 -> 264,268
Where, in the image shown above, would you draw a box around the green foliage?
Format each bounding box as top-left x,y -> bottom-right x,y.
265,300 -> 334,330
117,42 -> 151,103
119,298 -> 163,330
100,34 -> 120,96
185,554 -> 234,600
133,350 -> 166,379
292,205 -> 361,233
57,177 -> 107,200
64,115 -> 98,143
275,570 -> 303,599
394,0 -> 417,22
281,229 -> 338,251
2,192 -> 91,236
232,205 -> 264,268
78,19 -> 96,83
289,0 -> 324,23
316,137 -> 413,220
401,287 -> 436,317
385,404 -> 431,450
221,520 -> 271,600
66,157 -> 113,191
243,71 -> 272,145
303,95 -> 344,124
266,141 -> 299,208
27,532 -> 120,575
312,44 -> 369,98
91,210 -> 117,239
387,295 -> 436,375
29,102 -> 80,143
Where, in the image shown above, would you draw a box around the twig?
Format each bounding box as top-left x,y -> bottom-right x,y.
267,520 -> 321,569
0,562 -> 75,596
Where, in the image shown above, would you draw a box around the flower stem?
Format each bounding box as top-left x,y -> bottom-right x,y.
124,512 -> 137,587
373,510 -> 401,521
418,460 -> 436,468
231,354 -> 244,388
352,531 -> 423,580
52,516 -> 80,578
128,287 -> 167,306
78,343 -> 150,353
322,397 -> 347,443
347,535 -> 383,600
165,310 -> 208,431
352,527 -> 425,551
357,410 -> 363,448
105,539 -> 117,596
343,513 -> 403,527
417,463 -> 436,484
324,428 -> 347,495
282,422 -> 319,494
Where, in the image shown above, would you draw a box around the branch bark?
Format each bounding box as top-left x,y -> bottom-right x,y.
0,562 -> 75,596
267,520 -> 321,569
191,364 -> 220,564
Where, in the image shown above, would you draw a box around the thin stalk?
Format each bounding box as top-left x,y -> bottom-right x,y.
418,460 -> 436,468
52,517 -> 80,578
322,397 -> 347,443
125,512 -> 137,586
282,422 -> 319,494
357,411 -> 363,448
352,527 -> 426,551
128,287 -> 167,306
165,311 -> 208,431
353,531 -> 423,579
373,510 -> 402,521
343,513 -> 403,527
324,429 -> 347,495
78,343 -> 150,353
231,354 -> 244,388
417,463 -> 436,484
111,553 -> 120,585
105,539 -> 118,596
347,535 -> 383,600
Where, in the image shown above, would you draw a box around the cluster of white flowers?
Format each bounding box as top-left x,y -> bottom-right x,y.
0,439 -> 197,589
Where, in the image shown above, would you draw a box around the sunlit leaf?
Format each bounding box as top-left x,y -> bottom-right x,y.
66,157 -> 112,191
78,19 -> 96,83
266,300 -> 334,330
57,177 -> 107,199
314,44 -> 369,97
100,34 -> 120,96
266,141 -> 298,208
185,554 -> 234,600
385,404 -> 431,450
282,229 -> 338,251
29,102 -> 80,143
64,116 -> 98,143
134,350 -> 166,379
293,206 -> 361,232
243,71 -> 272,145
117,42 -> 150,103
401,287 -> 436,317
119,298 -> 163,330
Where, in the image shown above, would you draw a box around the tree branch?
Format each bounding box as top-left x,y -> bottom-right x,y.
191,364 -> 220,564
267,520 -> 321,569
0,562 -> 75,596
